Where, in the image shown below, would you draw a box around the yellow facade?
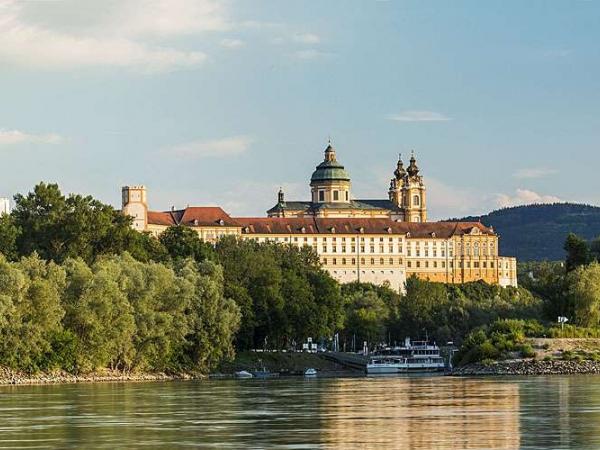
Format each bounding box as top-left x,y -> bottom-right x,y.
122,144 -> 518,292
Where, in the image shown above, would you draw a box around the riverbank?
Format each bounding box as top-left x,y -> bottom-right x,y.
0,367 -> 201,386
453,359 -> 600,376
214,351 -> 358,377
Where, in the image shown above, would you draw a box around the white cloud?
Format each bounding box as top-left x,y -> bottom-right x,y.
496,189 -> 562,208
220,38 -> 245,49
292,33 -> 320,44
513,167 -> 558,179
387,111 -> 451,122
293,49 -> 326,60
165,135 -> 253,159
0,129 -> 64,146
0,0 -> 228,71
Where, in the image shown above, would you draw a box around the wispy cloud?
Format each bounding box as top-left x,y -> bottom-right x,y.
220,38 -> 245,49
0,0 -> 229,71
0,129 -> 64,146
513,167 -> 558,179
292,33 -> 320,44
165,135 -> 253,159
387,110 -> 451,122
292,49 -> 327,60
496,189 -> 562,208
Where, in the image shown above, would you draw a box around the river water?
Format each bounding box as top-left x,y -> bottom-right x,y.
1,375 -> 600,449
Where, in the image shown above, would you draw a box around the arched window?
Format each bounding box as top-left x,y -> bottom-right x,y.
413,194 -> 420,206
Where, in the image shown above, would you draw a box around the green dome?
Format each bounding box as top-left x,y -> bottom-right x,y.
310,144 -> 351,183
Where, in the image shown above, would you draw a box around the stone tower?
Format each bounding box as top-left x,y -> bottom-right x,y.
388,154 -> 407,216
122,185 -> 148,231
402,153 -> 427,222
309,141 -> 352,204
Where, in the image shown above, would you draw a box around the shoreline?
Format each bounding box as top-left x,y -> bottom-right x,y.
0,368 -> 202,386
452,359 -> 600,376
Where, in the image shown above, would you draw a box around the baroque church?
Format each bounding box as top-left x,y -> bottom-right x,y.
122,142 -> 518,292
267,142 -> 426,222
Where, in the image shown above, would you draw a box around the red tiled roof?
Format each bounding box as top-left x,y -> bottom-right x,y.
235,217 -> 494,238
148,207 -> 240,227
147,211 -> 176,226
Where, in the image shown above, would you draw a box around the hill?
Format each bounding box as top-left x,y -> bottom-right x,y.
452,203 -> 600,261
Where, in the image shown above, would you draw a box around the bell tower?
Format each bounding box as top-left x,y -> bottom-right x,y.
388,154 -> 406,218
122,185 -> 148,231
402,153 -> 427,222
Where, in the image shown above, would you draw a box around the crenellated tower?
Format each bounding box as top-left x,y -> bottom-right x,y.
122,185 -> 148,231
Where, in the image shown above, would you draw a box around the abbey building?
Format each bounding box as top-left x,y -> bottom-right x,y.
122,143 -> 517,292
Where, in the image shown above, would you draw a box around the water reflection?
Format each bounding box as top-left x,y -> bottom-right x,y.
320,377 -> 520,449
1,376 -> 600,449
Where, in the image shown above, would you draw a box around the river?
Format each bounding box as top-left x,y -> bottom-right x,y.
1,375 -> 600,449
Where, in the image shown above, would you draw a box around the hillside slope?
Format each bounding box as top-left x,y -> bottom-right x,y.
452,203 -> 600,261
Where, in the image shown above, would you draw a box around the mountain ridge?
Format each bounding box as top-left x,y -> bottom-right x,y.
448,203 -> 600,261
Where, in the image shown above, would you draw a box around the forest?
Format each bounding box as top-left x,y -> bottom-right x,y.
2,183 -> 600,373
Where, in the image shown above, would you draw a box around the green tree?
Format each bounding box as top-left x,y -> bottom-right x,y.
344,290 -> 389,347
176,260 -> 240,372
0,254 -> 65,371
159,226 -> 216,262
0,213 -> 19,260
568,262 -> 600,327
564,233 -> 591,272
11,182 -> 145,263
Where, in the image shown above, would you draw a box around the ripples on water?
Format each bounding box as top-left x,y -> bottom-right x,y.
1,375 -> 600,449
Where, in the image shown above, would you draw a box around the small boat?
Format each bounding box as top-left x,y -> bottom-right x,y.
234,370 -> 253,379
251,366 -> 279,379
366,337 -> 446,375
304,368 -> 317,377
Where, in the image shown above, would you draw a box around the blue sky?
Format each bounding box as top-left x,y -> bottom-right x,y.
1,0 -> 599,219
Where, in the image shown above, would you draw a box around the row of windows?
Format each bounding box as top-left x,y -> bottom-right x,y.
322,257 -> 403,266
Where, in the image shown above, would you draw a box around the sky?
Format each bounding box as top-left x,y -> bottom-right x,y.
1,0 -> 599,220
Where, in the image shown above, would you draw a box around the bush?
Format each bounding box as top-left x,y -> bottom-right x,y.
520,343 -> 536,358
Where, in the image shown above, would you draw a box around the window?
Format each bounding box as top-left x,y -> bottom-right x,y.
352,258 -> 356,265
318,190 -> 325,202
345,191 -> 349,201
342,258 -> 346,265
413,195 -> 420,206
389,258 -> 394,265
333,190 -> 339,201
370,258 -> 375,265
361,258 -> 365,265
380,258 -> 384,265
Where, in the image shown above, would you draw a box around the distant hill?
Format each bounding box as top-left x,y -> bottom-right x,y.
451,203 -> 600,262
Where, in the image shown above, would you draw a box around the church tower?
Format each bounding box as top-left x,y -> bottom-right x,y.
402,153 -> 427,222
310,141 -> 352,204
122,185 -> 148,231
388,154 -> 407,219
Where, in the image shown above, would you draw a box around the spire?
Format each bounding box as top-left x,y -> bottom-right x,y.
407,150 -> 419,177
324,139 -> 336,162
394,153 -> 406,180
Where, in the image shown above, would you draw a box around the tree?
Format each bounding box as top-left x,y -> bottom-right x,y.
159,226 -> 215,262
568,262 -> 600,327
176,260 -> 240,372
0,254 -> 65,371
564,233 -> 591,272
0,214 -> 19,260
344,290 -> 389,347
11,182 -> 147,264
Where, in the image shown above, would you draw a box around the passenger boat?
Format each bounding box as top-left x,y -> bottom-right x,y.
366,337 -> 446,374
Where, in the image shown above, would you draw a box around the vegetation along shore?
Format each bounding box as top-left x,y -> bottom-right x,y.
2,183 -> 600,382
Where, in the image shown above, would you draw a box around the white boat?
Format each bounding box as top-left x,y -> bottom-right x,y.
234,370 -> 253,379
304,368 -> 317,377
366,337 -> 446,374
